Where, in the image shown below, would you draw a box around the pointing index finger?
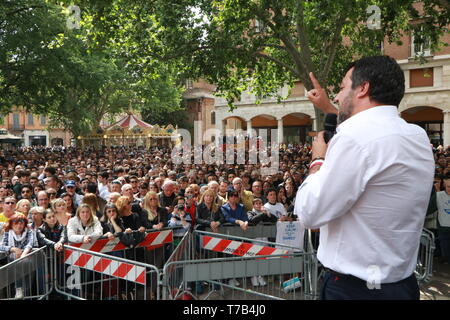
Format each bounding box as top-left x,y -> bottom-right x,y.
309,72 -> 322,89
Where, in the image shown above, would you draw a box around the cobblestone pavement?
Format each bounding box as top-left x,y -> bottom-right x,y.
420,258 -> 450,300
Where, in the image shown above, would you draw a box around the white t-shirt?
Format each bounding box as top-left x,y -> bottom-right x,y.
264,202 -> 287,219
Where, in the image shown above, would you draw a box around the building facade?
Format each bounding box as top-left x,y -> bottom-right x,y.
0,107 -> 72,147
184,30 -> 450,147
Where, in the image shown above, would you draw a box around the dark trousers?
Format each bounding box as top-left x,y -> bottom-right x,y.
320,271 -> 419,300
438,228 -> 450,263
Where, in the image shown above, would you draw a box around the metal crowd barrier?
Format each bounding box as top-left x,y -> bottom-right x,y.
0,246 -> 51,300
415,228 -> 435,283
51,244 -> 160,300
161,227 -> 318,300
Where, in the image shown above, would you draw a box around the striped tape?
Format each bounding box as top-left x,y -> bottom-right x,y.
68,229 -> 173,256
64,250 -> 146,284
202,236 -> 289,257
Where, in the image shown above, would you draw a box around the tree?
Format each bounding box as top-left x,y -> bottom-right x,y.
0,0 -> 184,136
145,0 -> 450,125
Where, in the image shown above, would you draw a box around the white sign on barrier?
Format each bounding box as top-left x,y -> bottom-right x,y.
275,221 -> 304,252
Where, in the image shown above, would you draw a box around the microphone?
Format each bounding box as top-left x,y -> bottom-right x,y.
323,113 -> 337,144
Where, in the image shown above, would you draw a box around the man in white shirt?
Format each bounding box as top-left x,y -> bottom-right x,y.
295,56 -> 434,300
264,188 -> 287,220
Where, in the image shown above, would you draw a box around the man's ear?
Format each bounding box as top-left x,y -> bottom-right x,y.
356,81 -> 370,99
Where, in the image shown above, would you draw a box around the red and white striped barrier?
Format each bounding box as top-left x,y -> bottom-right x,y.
68,229 -> 173,256
64,250 -> 146,284
202,236 -> 289,257
62,230 -> 172,284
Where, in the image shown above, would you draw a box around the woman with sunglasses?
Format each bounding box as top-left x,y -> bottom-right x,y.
0,213 -> 34,299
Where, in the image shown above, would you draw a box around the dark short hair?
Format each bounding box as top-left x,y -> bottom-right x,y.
346,55 -> 405,106
228,190 -> 239,198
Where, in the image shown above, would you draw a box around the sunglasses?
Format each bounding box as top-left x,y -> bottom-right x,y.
5,202 -> 15,205
13,219 -> 25,224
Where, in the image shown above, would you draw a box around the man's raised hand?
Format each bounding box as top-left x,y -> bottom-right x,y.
307,72 -> 338,115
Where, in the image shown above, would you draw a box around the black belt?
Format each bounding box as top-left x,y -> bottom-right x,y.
324,267 -> 415,286
323,268 -> 367,284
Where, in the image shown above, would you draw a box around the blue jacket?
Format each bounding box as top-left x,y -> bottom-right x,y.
221,203 -> 247,224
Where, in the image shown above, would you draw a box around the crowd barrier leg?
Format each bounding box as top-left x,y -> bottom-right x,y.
0,247 -> 51,300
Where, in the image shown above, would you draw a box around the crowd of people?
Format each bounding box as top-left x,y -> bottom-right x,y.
0,140 -> 447,298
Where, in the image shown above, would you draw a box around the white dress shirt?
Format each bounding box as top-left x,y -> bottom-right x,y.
294,106 -> 434,283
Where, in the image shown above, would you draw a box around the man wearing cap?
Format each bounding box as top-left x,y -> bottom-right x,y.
65,180 -> 84,207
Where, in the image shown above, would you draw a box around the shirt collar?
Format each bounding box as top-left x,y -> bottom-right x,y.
336,105 -> 398,133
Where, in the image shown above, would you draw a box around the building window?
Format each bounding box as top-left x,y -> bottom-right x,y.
40,115 -> 46,125
411,28 -> 431,57
211,111 -> 216,125
13,113 -> 20,129
27,113 -> 34,125
410,68 -> 434,88
185,79 -> 193,89
254,19 -> 265,33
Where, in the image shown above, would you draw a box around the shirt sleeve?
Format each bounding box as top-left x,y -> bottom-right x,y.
67,218 -> 84,243
294,134 -> 372,229
221,206 -> 236,224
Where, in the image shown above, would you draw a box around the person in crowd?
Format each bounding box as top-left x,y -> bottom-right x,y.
262,181 -> 272,199
0,196 -> 18,223
51,198 -> 72,228
251,180 -> 266,205
115,196 -> 146,234
247,198 -> 278,226
61,192 -> 76,217
39,209 -> 65,251
86,182 -> 107,214
221,190 -> 248,231
264,188 -> 288,221
64,180 -> 83,207
140,191 -> 168,230
36,191 -> 50,209
427,173 -> 450,264
158,180 -> 177,214
82,193 -> 102,219
107,192 -> 121,204
168,196 -> 191,246
67,204 -> 103,244
196,190 -> 224,232
100,203 -> 128,238
277,186 -> 289,210
46,188 -> 58,203
19,184 -> 33,203
148,182 -> 159,194
218,180 -> 229,200
16,199 -> 31,217
207,181 -> 224,208
0,213 -> 34,299
32,184 -> 44,206
136,182 -> 149,203
231,177 -> 253,212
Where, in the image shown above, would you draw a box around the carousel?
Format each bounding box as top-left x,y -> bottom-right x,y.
78,112 -> 179,149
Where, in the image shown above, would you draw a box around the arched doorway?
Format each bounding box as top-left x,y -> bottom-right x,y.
250,114 -> 277,141
282,113 -> 313,144
401,106 -> 443,146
